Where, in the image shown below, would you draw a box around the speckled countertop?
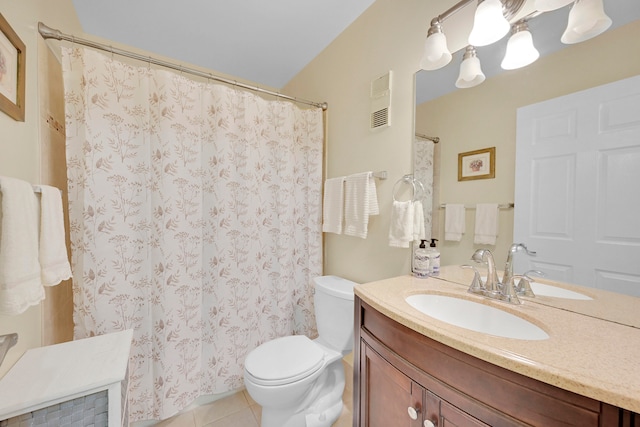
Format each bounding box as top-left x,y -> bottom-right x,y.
355,271 -> 640,413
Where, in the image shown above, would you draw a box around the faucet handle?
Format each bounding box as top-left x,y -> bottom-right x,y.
524,269 -> 544,279
461,265 -> 484,293
512,243 -> 537,256
513,275 -> 535,297
502,277 -> 522,304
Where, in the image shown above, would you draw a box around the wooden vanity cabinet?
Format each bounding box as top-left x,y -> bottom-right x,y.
354,297 -> 633,427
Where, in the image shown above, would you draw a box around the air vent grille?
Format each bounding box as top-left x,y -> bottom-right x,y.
371,108 -> 389,129
370,71 -> 392,130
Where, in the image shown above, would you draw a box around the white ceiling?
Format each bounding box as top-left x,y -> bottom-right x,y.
71,0 -> 376,89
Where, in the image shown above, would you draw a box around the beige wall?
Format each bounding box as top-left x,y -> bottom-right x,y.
285,0 -> 640,282
0,0 -> 82,376
285,0 -> 438,283
417,20 -> 640,268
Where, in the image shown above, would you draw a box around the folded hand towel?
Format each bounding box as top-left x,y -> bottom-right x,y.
444,204 -> 466,241
474,203 -> 499,245
39,185 -> 72,286
322,177 -> 345,234
412,200 -> 426,243
0,177 -> 45,315
388,200 -> 414,248
344,172 -> 379,239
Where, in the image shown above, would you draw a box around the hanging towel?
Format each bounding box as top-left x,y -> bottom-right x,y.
412,200 -> 426,243
474,203 -> 499,245
388,200 -> 414,248
444,204 -> 466,241
344,172 -> 379,239
322,177 -> 345,234
0,177 -> 45,315
39,185 -> 72,286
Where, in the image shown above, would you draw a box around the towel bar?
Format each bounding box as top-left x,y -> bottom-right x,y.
439,203 -> 514,209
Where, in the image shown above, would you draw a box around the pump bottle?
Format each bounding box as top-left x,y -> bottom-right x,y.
413,240 -> 430,278
427,238 -> 440,276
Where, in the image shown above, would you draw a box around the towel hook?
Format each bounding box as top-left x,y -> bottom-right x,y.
392,174 -> 425,202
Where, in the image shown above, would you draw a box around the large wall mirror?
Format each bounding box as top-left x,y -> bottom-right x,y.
413,0 -> 640,325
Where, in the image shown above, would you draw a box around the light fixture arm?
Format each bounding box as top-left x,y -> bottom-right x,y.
430,0 -> 475,28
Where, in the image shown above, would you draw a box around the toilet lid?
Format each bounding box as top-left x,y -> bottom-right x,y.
245,335 -> 325,385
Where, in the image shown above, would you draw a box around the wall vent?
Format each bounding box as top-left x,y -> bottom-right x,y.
370,71 -> 392,130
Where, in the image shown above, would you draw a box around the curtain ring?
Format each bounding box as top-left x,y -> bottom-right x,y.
147,56 -> 152,71
109,45 -> 114,59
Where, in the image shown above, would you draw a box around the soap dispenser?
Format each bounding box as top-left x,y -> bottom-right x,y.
413,240 -> 430,278
427,238 -> 440,276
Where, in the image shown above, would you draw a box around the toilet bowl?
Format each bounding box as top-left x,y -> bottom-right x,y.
243,275 -> 356,427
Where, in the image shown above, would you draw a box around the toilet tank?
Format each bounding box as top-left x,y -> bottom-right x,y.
313,275 -> 357,354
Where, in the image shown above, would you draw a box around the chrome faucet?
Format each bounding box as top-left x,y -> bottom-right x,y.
502,243 -> 536,287
465,249 -> 522,304
464,245 -> 540,304
471,249 -> 500,294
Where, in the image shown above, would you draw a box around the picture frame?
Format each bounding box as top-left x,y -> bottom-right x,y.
458,147 -> 495,181
0,13 -> 26,122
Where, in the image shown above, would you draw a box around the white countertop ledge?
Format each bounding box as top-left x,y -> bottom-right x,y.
0,329 -> 133,420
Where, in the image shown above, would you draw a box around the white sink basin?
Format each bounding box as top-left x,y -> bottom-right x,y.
405,294 -> 549,340
480,277 -> 593,300
529,281 -> 593,300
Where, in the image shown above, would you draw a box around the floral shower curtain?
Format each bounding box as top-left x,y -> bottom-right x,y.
62,47 -> 323,422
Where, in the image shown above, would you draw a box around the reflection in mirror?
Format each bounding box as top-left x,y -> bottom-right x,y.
413,0 -> 640,322
413,134 -> 437,244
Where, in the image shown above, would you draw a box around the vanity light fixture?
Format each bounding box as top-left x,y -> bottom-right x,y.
420,19 -> 452,71
468,0 -> 511,46
561,0 -> 612,44
455,46 -> 486,88
420,0 -> 613,89
501,21 -> 540,70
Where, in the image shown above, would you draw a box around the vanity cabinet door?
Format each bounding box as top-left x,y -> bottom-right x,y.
426,390 -> 490,427
360,341 -> 424,427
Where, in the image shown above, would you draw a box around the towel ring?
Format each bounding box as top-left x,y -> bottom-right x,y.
392,174 -> 425,202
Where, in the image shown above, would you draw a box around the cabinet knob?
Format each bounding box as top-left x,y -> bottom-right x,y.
407,406 -> 420,420
424,420 -> 436,427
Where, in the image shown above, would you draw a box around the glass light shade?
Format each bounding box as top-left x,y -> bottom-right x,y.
456,48 -> 486,89
468,0 -> 510,47
420,32 -> 452,70
561,0 -> 612,44
501,28 -> 540,70
534,0 -> 574,12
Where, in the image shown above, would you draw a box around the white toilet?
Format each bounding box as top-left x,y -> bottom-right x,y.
243,275 -> 356,427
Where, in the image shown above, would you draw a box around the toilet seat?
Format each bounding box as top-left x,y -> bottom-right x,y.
245,335 -> 326,387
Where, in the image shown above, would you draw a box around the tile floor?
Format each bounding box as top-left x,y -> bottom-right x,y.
152,359 -> 354,427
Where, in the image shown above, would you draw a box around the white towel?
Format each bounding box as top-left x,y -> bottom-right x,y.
0,177 -> 45,315
474,203 -> 499,245
444,204 -> 466,241
322,177 -> 345,234
344,172 -> 379,239
388,200 -> 414,248
39,185 -> 72,286
412,201 -> 426,243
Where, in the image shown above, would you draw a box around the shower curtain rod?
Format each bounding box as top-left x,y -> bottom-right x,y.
38,22 -> 328,111
415,133 -> 439,143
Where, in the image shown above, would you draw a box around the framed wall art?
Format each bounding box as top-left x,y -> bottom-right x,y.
458,147 -> 495,181
0,13 -> 26,121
